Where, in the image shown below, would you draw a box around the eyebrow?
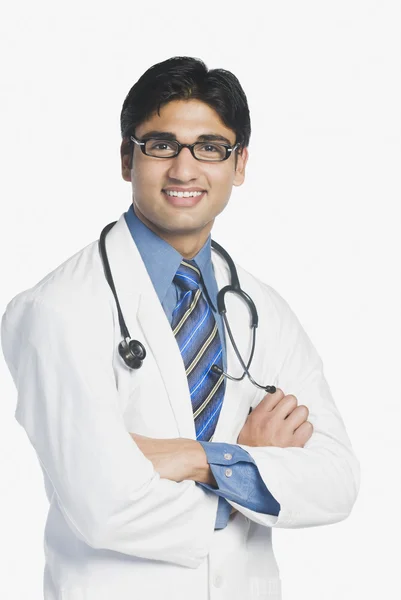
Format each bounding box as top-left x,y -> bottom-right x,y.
139,130 -> 233,145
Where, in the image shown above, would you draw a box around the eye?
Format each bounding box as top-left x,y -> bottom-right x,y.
195,143 -> 226,160
200,144 -> 219,152
150,141 -> 174,150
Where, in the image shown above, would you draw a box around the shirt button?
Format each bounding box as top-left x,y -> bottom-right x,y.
224,453 -> 232,460
225,468 -> 232,477
213,574 -> 223,588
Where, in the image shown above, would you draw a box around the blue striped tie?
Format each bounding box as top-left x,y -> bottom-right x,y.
171,259 -> 226,442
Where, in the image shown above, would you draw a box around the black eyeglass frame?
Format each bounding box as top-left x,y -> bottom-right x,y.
129,135 -> 241,162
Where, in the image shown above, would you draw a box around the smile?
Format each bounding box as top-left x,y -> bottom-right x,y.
164,190 -> 204,198
162,190 -> 206,207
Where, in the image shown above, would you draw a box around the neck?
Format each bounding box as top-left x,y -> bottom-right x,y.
167,236 -> 207,260
133,204 -> 213,259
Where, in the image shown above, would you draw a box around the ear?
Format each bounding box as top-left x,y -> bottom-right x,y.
120,140 -> 132,182
233,146 -> 249,187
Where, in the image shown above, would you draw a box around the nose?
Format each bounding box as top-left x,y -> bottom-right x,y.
166,146 -> 200,181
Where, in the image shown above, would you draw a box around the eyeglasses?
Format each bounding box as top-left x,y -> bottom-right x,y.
130,135 -> 240,162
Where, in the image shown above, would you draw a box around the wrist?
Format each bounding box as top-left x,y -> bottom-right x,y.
188,441 -> 218,487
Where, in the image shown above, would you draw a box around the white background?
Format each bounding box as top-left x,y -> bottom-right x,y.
1,1 -> 400,599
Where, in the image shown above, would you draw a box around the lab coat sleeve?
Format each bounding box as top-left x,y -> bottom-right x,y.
1,295 -> 218,568
228,284 -> 361,529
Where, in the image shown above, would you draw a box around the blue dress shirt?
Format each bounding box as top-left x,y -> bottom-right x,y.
124,204 -> 280,529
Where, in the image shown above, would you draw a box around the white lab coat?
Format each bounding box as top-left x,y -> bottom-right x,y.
1,212 -> 360,600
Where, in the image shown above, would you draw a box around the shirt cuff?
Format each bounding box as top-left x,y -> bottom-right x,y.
198,441 -> 255,466
197,441 -> 281,516
197,441 -> 253,506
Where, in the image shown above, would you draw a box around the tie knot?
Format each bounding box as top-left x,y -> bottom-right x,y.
174,259 -> 201,292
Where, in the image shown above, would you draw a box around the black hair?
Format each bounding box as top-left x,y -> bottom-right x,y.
120,56 -> 251,169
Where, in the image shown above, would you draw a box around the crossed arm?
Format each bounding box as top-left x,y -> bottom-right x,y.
129,433 -> 243,516
129,387 -> 316,518
130,433 -> 218,487
129,383 -> 315,487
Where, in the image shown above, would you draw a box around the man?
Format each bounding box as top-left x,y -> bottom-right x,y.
1,56 -> 360,600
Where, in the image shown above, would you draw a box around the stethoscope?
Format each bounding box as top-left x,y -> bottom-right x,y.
99,221 -> 276,395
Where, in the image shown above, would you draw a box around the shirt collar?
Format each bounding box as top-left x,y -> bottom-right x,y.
124,203 -> 217,311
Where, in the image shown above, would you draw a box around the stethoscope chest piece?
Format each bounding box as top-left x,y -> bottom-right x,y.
118,338 -> 146,369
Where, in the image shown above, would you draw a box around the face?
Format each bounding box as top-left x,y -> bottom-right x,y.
121,98 -> 248,258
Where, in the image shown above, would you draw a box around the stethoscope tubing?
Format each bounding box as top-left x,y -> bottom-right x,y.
99,221 -> 276,394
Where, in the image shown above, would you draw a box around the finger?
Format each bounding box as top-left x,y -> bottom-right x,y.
274,394 -> 298,419
254,387 -> 285,413
285,405 -> 309,431
292,421 -> 314,447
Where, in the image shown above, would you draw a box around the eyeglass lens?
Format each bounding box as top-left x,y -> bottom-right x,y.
144,139 -> 227,161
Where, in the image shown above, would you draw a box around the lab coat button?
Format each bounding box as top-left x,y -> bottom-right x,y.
213,574 -> 223,587
225,468 -> 232,477
224,453 -> 232,460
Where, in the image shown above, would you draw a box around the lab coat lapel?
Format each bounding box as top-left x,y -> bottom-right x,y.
105,214 -> 256,442
104,213 -> 195,439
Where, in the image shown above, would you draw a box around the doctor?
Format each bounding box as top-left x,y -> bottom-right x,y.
1,56 -> 360,600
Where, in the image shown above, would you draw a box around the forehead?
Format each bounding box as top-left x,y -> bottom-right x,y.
135,99 -> 236,144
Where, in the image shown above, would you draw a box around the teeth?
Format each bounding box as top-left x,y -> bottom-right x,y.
165,190 -> 203,197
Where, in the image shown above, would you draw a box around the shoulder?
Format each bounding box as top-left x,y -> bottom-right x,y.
2,238 -> 112,342
8,238 -> 106,303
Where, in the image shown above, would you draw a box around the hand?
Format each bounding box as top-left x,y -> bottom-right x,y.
237,388 -> 313,448
130,433 -> 196,482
